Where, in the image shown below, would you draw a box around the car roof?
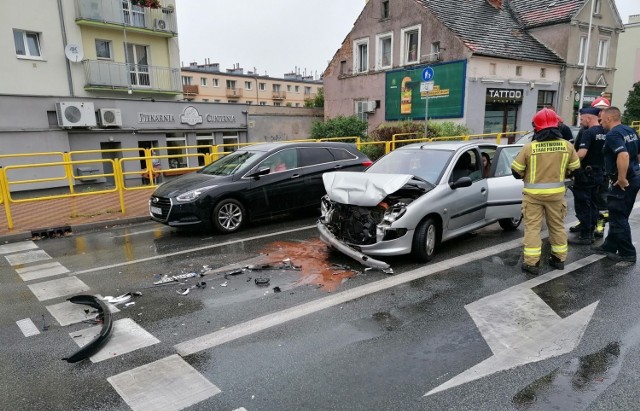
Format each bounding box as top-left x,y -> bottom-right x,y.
396,141 -> 480,151
243,141 -> 358,152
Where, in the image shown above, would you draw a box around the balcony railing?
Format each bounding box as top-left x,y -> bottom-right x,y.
226,88 -> 243,98
272,91 -> 287,100
75,0 -> 178,35
83,60 -> 182,93
183,84 -> 199,96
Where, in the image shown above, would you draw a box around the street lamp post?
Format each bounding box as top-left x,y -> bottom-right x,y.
577,0 -> 596,126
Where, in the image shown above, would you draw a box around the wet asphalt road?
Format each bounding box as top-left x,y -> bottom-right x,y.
2,202 -> 640,411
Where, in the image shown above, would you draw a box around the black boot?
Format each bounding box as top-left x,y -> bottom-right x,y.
521,261 -> 540,275
549,255 -> 565,270
568,232 -> 595,245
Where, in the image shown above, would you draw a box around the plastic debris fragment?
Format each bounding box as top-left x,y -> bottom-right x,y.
153,272 -> 198,285
255,278 -> 270,286
273,286 -> 281,293
177,288 -> 190,295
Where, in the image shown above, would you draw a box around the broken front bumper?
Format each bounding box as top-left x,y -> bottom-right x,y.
317,220 -> 391,270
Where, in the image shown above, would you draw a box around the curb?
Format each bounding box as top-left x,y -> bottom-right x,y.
0,216 -> 152,245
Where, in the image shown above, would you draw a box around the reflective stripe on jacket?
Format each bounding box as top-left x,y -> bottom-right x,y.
512,139 -> 581,195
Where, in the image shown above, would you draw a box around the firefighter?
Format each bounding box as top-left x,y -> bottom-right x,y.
511,108 -> 581,275
592,107 -> 640,263
568,106 -> 606,245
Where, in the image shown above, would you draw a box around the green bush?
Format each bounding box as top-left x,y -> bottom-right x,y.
623,81 -> 640,125
310,115 -> 367,139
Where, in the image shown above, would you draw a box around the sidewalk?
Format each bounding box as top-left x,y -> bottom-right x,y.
0,189 -> 153,243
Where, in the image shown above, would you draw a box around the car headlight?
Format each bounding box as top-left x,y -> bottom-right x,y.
382,203 -> 407,224
175,185 -> 217,202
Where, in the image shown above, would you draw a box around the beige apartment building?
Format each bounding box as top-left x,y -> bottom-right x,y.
181,62 -> 323,107
612,14 -> 640,110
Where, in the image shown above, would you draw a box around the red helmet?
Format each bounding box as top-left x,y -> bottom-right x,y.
591,96 -> 610,108
532,108 -> 559,132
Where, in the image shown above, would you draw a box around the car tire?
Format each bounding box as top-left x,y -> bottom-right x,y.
412,217 -> 438,262
212,199 -> 245,234
499,215 -> 522,231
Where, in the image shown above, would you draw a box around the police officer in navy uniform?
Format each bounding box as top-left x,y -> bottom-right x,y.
592,107 -> 640,263
568,106 -> 606,245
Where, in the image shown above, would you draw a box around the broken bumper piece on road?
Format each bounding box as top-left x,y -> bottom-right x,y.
317,220 -> 391,271
62,295 -> 113,363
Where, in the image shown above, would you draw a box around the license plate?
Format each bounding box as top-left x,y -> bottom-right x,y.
150,206 -> 162,215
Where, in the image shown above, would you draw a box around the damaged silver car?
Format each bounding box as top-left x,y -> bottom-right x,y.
317,141 -> 524,269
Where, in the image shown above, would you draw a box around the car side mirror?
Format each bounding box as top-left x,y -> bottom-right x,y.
449,176 -> 472,189
247,167 -> 271,178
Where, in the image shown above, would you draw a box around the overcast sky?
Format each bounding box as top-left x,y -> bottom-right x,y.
174,0 -> 639,79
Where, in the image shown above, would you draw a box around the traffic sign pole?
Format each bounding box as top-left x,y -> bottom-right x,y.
421,67 -> 434,138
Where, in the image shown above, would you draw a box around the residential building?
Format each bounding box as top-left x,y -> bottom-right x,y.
324,0 -> 622,134
612,14 -> 640,110
181,61 -> 323,107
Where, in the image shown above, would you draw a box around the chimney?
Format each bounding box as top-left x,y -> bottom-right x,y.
487,0 -> 503,9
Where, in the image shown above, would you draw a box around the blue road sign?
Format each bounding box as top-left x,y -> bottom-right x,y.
422,67 -> 434,82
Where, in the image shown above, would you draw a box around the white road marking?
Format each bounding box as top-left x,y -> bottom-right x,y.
425,254 -> 604,396
175,236 -> 526,356
111,227 -> 171,238
0,241 -> 38,255
27,276 -> 90,301
16,262 -> 69,281
107,354 -> 221,411
70,318 -> 160,362
47,295 -> 119,326
73,225 -> 316,276
16,318 -> 40,337
5,250 -> 51,266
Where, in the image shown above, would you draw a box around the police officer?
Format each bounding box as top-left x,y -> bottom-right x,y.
512,108 -> 581,274
592,107 -> 640,263
568,106 -> 606,245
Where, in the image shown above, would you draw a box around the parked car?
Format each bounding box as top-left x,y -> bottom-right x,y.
317,141 -> 524,269
515,126 -> 581,144
149,142 -> 371,233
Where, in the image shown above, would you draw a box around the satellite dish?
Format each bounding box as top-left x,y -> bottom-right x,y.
64,44 -> 84,63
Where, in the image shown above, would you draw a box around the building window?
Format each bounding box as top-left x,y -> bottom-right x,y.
597,39 -> 609,67
259,82 -> 266,91
295,85 -> 300,93
274,102 -> 282,106
259,101 -> 267,106
167,136 -> 188,169
490,63 -> 497,75
295,103 -> 300,107
515,66 -> 522,76
340,60 -> 347,75
304,86 -> 312,95
246,101 -> 252,104
401,25 -> 421,65
202,99 -> 209,102
287,85 -> 292,92
376,32 -> 393,69
214,99 -> 221,102
228,100 -> 238,103
95,39 -> 112,59
578,36 -> 587,65
212,78 -> 219,87
381,0 -> 390,19
245,81 -> 252,90
182,76 -> 193,85
353,38 -> 369,73
594,0 -> 601,14
540,68 -> 546,78
355,101 -> 369,122
13,29 -> 41,58
536,90 -> 555,111
200,77 -> 207,86
430,42 -> 441,62
272,84 -> 281,92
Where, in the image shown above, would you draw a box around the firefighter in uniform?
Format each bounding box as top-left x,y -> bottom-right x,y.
568,106 -> 606,245
511,108 -> 581,275
592,107 -> 640,263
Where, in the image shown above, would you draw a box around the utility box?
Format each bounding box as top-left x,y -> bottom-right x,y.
76,166 -> 100,183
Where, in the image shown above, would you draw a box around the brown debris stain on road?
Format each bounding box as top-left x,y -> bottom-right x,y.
259,239 -> 358,292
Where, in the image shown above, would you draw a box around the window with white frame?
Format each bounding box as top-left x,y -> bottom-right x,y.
287,85 -> 292,92
353,38 -> 369,73
212,78 -> 219,87
401,25 -> 421,65
594,0 -> 601,14
259,101 -> 267,105
259,82 -> 266,91
578,36 -> 587,65
295,85 -> 300,93
430,42 -> 441,62
13,29 -> 41,58
95,39 -> 112,59
222,132 -> 239,152
355,101 -> 369,122
381,0 -> 390,19
376,32 -> 393,69
200,77 -> 207,86
245,81 -> 252,90
166,135 -> 188,168
182,76 -> 193,85
196,133 -> 214,166
597,38 -> 609,67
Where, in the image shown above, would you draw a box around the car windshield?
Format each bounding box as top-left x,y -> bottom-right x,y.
366,149 -> 453,184
199,149 -> 263,176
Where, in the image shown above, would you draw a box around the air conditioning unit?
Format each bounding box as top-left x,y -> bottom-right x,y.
154,18 -> 167,30
98,108 -> 123,127
364,101 -> 377,113
56,102 -> 97,128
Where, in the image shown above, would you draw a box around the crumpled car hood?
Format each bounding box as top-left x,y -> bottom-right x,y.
322,172 -> 413,207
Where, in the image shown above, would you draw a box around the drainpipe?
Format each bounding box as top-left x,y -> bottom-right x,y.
57,0 -> 74,96
577,0 -> 596,126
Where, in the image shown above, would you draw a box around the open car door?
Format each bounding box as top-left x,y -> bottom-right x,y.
484,145 -> 524,222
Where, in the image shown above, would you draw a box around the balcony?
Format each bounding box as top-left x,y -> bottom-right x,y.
272,91 -> 287,100
226,88 -> 243,98
182,85 -> 199,99
75,0 -> 177,36
83,60 -> 182,94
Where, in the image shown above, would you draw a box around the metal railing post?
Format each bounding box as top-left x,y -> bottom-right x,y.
63,152 -> 75,194
0,167 -> 14,229
115,158 -> 126,214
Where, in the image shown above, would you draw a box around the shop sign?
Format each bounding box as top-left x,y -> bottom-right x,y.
486,88 -> 523,104
180,106 -> 203,126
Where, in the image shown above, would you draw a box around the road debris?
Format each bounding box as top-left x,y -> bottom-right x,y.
273,286 -> 281,293
62,295 -> 113,363
255,278 -> 270,286
220,281 -> 228,287
153,272 -> 199,286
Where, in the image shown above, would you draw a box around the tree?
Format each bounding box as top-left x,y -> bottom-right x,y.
622,81 -> 640,125
310,115 -> 367,139
304,87 -> 324,108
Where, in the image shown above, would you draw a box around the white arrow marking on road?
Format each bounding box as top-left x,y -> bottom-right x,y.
426,254 -> 604,396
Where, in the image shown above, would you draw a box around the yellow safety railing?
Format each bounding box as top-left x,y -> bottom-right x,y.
632,121 -> 640,133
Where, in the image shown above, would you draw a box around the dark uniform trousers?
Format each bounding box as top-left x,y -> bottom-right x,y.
601,174 -> 640,258
572,167 -> 604,234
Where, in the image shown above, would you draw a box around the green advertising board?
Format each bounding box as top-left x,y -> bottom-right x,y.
385,60 -> 466,121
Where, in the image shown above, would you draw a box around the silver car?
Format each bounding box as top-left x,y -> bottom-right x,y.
317,141 -> 524,269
